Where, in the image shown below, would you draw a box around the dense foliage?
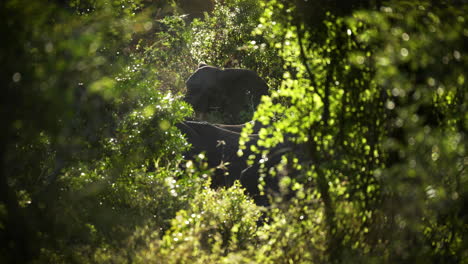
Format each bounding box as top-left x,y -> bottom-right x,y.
241,1 -> 468,262
1,0 -> 467,263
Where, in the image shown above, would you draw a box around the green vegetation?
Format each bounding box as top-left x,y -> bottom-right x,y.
1,0 -> 467,263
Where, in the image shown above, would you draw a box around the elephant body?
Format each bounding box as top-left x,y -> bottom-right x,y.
176,121 -> 305,206
185,64 -> 269,123
239,142 -> 301,206
176,121 -> 257,187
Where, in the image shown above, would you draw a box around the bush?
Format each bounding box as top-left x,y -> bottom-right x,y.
0,0 -> 197,262
240,0 -> 468,262
188,0 -> 284,123
2,0 -> 467,263
120,182 -> 261,263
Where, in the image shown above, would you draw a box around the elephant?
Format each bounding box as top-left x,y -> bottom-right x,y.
176,120 -> 258,187
176,120 -> 306,206
239,134 -> 309,206
184,64 -> 269,123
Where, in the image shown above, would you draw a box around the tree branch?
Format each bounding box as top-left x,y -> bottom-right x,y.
295,23 -> 324,101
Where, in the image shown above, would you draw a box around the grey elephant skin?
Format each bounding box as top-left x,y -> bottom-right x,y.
176,121 -> 303,206
239,142 -> 301,206
184,64 -> 269,122
176,121 -> 257,188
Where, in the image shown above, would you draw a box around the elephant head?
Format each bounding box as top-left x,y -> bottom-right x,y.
184,64 -> 269,123
184,65 -> 221,115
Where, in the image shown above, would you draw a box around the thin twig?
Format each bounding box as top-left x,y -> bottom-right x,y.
295,22 -> 324,101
